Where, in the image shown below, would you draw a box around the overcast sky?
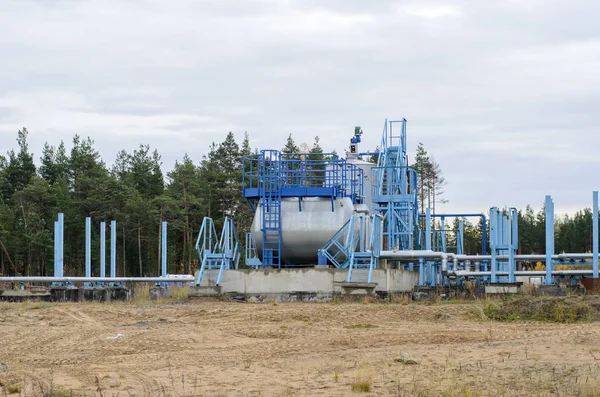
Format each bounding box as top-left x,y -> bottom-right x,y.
1,0 -> 598,215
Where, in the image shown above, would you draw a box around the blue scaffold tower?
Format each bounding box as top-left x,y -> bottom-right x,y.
372,118 -> 419,251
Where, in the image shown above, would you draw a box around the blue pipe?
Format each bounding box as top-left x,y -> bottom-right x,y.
162,221 -> 167,278
100,222 -> 106,278
85,217 -> 91,286
593,191 -> 598,279
58,213 -> 64,278
111,220 -> 116,278
53,221 -> 58,277
425,208 -> 431,250
544,196 -> 554,285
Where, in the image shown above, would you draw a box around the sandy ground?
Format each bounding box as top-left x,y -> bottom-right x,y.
1,298 -> 600,396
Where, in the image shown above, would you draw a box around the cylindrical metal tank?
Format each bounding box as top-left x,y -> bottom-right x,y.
251,197 -> 356,264
346,158 -> 376,214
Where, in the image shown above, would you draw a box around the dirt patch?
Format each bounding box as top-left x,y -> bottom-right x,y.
1,300 -> 600,396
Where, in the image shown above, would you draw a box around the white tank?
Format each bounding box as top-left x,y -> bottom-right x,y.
346,158 -> 376,215
251,197 -> 356,264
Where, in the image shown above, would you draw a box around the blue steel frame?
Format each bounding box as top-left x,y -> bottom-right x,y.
418,213 -> 487,255
195,216 -> 241,285
371,119 -> 419,251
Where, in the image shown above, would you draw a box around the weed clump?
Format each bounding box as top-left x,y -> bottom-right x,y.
482,296 -> 595,323
350,380 -> 372,392
7,384 -> 20,394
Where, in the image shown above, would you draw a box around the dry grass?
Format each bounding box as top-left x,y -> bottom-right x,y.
482,296 -> 596,323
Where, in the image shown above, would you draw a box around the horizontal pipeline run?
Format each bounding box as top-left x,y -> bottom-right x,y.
449,270 -> 593,277
0,276 -> 195,283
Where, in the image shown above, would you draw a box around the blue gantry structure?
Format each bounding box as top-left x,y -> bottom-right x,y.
230,117 -> 600,287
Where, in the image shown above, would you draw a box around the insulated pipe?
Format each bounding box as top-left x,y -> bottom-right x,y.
380,250 -> 448,276
0,276 -> 195,283
449,270 -> 593,277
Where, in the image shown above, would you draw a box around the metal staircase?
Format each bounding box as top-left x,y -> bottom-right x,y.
319,215 -> 367,268
195,216 -> 240,286
372,119 -> 419,251
346,214 -> 383,283
260,150 -> 283,268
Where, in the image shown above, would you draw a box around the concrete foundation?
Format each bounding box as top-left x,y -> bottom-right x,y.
149,286 -> 173,300
536,285 -> 568,296
0,289 -> 52,302
190,268 -> 419,301
485,284 -> 520,294
51,286 -> 131,302
0,287 -> 131,302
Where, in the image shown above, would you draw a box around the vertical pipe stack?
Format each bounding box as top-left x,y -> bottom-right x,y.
161,221 -> 167,278
100,222 -> 106,279
544,195 -> 555,285
593,191 -> 599,279
111,220 -> 116,278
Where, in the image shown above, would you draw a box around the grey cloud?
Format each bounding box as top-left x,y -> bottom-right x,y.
0,0 -> 599,215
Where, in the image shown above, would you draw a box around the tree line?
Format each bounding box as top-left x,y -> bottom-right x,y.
0,129 -> 324,277
0,128 -> 594,276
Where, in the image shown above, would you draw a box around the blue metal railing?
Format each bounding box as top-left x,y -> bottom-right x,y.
195,216 -> 240,285
242,151 -> 364,205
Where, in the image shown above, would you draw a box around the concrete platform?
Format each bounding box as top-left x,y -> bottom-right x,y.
191,268 -> 418,301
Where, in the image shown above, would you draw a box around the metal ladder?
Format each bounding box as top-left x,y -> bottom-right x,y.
260,150 -> 282,268
347,214 -> 383,283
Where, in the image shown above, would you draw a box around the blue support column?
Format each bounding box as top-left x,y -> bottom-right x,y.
85,217 -> 91,286
100,222 -> 106,279
544,195 -> 555,285
161,221 -> 167,278
508,209 -> 517,283
593,191 -> 598,279
441,216 -> 446,252
58,213 -> 64,278
458,221 -> 464,255
110,220 -> 116,278
418,258 -> 424,286
53,221 -> 58,277
425,208 -> 431,250
490,207 -> 497,283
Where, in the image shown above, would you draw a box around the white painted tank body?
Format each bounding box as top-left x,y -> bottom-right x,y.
251,197 -> 356,264
345,158 -> 376,214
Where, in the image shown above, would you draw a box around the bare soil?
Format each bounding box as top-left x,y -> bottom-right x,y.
1,298 -> 600,396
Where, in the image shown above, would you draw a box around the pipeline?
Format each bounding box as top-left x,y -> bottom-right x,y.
0,276 -> 195,283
